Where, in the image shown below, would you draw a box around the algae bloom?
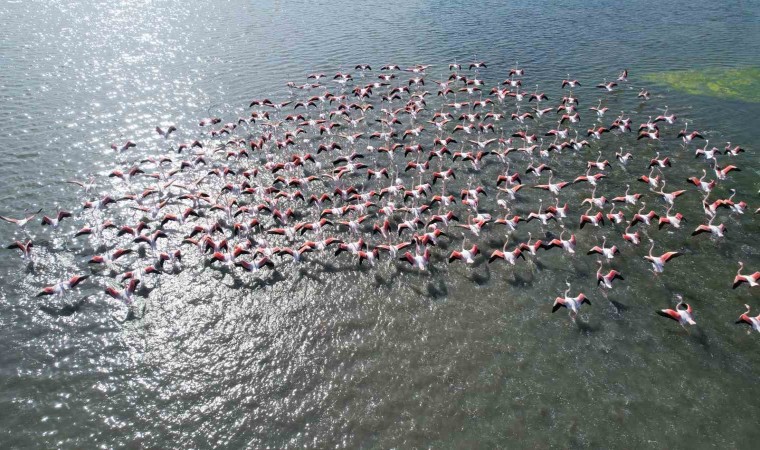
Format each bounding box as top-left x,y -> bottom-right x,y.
644,67 -> 760,103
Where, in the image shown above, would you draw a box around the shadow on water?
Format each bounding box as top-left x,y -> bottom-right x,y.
484,236 -> 503,249
229,274 -> 246,289
372,272 -> 389,287
436,240 -> 451,251
426,279 -> 448,299
467,262 -> 491,285
508,270 -> 534,288
295,265 -> 324,284
246,270 -> 286,290
575,317 -> 603,333
393,263 -> 420,276
689,327 -> 710,349
608,298 -> 629,313
312,260 -> 359,274
136,284 -> 157,298
38,295 -> 90,317
662,324 -> 710,349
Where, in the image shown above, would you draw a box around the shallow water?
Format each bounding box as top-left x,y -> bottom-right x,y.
1,0 -> 760,448
645,67 -> 760,103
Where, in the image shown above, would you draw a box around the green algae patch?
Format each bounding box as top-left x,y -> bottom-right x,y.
643,67 -> 760,103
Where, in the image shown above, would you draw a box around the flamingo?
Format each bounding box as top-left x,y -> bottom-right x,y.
489,239 -> 526,264
449,244 -> 479,264
533,173 -> 569,195
456,215 -> 487,237
561,76 -> 581,88
630,204 -> 659,227
724,142 -> 745,156
105,279 -> 140,304
606,204 -> 625,224
526,200 -> 556,225
694,140 -> 720,161
648,152 -> 671,169
88,248 -> 133,267
686,169 -> 716,194
587,237 -> 619,260
733,262 -> 760,289
545,230 -> 576,254
725,189 -> 748,214
376,241 -> 413,259
400,248 -> 431,271
0,208 -> 42,229
520,232 -> 544,256
658,206 -> 685,230
587,151 -> 610,170
616,149 -> 633,165
735,305 -> 760,333
552,283 -> 591,319
581,186 -> 607,209
638,167 -> 661,189
235,257 -> 275,273
713,161 -> 741,180
657,297 -> 696,327
644,241 -> 682,274
691,217 -> 726,238
677,123 -> 704,144
357,248 -> 381,266
6,240 -> 33,260
545,198 -> 569,219
37,275 -> 89,297
596,261 -> 624,289
656,181 -> 687,206
579,206 -> 605,229
611,185 -> 642,205
622,225 -> 640,245
653,106 -> 677,124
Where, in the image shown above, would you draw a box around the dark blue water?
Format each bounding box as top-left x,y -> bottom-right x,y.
1,0 -> 759,447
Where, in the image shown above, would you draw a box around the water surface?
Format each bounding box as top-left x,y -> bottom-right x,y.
1,0 -> 760,448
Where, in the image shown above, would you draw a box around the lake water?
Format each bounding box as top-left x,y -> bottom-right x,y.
1,0 -> 760,447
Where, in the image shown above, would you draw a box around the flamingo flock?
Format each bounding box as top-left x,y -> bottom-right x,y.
1,60 -> 757,333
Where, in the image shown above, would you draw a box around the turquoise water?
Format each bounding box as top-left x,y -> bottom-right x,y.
1,0 -> 759,447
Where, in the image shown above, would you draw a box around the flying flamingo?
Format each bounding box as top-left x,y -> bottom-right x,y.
657,296 -> 696,327
644,241 -> 682,274
552,283 -> 591,320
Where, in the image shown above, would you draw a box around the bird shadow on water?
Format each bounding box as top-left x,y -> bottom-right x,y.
436,240 -> 451,251
662,325 -> 710,348
294,265 -> 324,284
393,262 -> 426,276
426,279 -> 448,299
246,270 -> 287,290
38,295 -> 90,317
484,237 -> 503,249
533,259 -> 550,272
507,270 -> 534,288
608,298 -> 629,314
574,317 -> 603,334
686,327 -> 710,349
466,262 -> 491,285
408,278 -> 448,300
371,271 -> 397,289
136,284 -> 156,298
311,260 -> 358,275
228,274 -> 245,289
